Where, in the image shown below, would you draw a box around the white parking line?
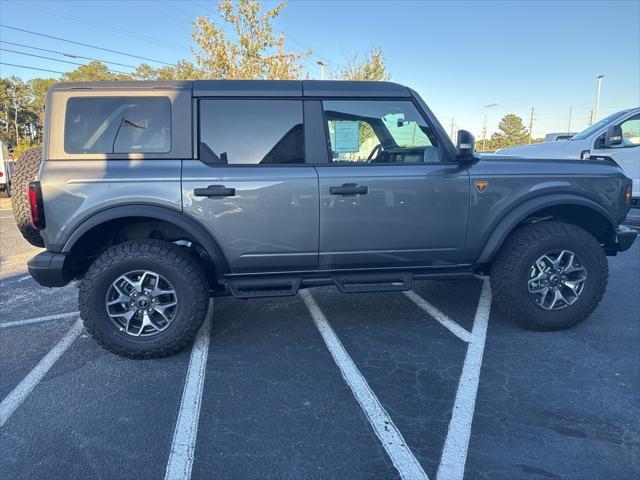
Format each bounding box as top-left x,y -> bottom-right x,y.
436,278 -> 491,480
300,289 -> 429,480
1,311 -> 79,329
164,306 -> 212,480
0,319 -> 83,427
404,290 -> 472,343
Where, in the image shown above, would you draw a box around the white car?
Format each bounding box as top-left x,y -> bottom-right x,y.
496,108 -> 640,203
0,140 -> 12,197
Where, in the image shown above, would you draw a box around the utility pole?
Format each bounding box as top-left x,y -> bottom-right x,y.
591,74 -> 604,124
567,106 -> 572,133
528,107 -> 535,144
450,118 -> 455,141
587,109 -> 593,127
317,61 -> 325,80
481,113 -> 488,152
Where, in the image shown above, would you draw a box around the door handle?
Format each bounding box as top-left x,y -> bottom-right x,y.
193,185 -> 236,198
329,183 -> 369,196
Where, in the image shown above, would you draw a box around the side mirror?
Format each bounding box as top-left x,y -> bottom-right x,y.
604,125 -> 623,147
456,130 -> 476,161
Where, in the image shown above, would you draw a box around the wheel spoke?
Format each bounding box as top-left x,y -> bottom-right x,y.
140,271 -> 160,294
119,274 -> 143,294
108,309 -> 135,320
107,284 -> 130,307
535,255 -> 553,273
556,250 -> 573,269
152,301 -> 176,323
529,283 -> 548,294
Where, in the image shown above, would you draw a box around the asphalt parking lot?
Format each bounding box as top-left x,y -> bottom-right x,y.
1,197 -> 639,480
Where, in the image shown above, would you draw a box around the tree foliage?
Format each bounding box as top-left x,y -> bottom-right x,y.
338,48 -> 390,81
477,114 -> 537,151
490,114 -> 530,149
192,0 -> 308,80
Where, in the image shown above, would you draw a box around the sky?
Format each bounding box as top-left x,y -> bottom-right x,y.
0,0 -> 638,138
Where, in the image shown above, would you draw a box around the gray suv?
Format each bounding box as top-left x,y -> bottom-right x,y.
21,80 -> 636,358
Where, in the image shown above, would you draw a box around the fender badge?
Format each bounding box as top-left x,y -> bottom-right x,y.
474,180 -> 489,192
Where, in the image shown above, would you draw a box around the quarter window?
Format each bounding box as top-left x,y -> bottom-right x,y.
621,115 -> 640,146
199,99 -> 304,165
323,100 -> 440,164
64,97 -> 171,154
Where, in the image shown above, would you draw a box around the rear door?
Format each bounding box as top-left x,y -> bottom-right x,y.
182,98 -> 319,273
315,99 -> 470,269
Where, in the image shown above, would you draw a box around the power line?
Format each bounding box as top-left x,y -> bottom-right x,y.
0,41 -> 138,69
0,47 -> 130,74
18,1 -> 192,53
0,62 -> 65,75
0,24 -> 173,66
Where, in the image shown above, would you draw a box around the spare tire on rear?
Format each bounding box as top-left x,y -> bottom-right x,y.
11,147 -> 45,248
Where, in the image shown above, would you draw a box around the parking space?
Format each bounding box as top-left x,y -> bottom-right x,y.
1,200 -> 639,480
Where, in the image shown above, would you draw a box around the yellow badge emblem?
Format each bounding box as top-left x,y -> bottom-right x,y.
474,180 -> 489,192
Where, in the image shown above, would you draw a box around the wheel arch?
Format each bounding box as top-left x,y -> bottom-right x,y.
62,205 -> 230,275
477,194 -> 616,264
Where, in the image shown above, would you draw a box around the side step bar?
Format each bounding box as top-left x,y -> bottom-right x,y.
223,267 -> 474,299
227,277 -> 302,298
332,272 -> 413,293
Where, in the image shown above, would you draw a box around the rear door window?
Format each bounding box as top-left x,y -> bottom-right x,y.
64,97 -> 171,154
198,99 -> 304,165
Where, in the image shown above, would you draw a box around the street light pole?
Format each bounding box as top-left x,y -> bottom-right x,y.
482,102 -> 499,152
592,74 -> 604,124
317,61 -> 325,80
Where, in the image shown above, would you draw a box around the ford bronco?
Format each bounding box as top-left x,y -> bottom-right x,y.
17,80 -> 636,358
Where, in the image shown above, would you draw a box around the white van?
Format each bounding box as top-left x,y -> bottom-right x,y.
0,140 -> 12,197
497,108 -> 640,204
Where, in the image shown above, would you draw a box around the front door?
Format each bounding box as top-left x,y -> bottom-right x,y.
182,99 -> 319,273
315,99 -> 469,269
591,113 -> 640,199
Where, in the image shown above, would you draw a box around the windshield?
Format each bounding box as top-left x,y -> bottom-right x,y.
571,110 -> 628,140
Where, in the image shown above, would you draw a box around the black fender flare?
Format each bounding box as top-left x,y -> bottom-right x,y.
61,204 -> 230,274
476,193 -> 616,264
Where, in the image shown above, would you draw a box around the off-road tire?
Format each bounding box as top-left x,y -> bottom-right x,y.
491,221 -> 608,330
79,239 -> 210,359
11,147 -> 44,247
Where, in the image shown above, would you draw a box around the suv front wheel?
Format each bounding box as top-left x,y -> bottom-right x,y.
79,239 -> 210,358
491,221 -> 608,330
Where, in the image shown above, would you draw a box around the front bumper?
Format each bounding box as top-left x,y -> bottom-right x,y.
27,251 -> 72,287
604,225 -> 637,255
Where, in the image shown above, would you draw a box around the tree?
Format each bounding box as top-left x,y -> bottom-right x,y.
61,61 -> 127,82
134,60 -> 205,80
490,114 -> 530,149
28,78 -> 57,141
192,0 -> 308,79
338,48 -> 390,81
4,77 -> 31,146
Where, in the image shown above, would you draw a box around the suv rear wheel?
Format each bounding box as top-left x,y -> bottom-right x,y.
491,221 -> 608,330
79,239 -> 210,358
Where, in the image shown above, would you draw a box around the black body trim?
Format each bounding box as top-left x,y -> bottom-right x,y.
28,251 -> 72,287
476,194 -> 617,263
58,205 -> 230,274
605,225 -> 638,254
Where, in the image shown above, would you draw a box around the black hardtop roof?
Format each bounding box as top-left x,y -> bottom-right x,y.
50,80 -> 412,98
